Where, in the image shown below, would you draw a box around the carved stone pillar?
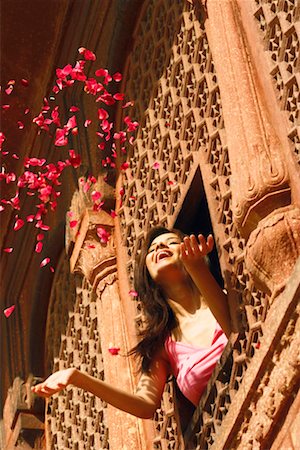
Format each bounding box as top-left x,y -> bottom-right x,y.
205,0 -> 300,298
69,198 -> 147,449
2,376 -> 45,449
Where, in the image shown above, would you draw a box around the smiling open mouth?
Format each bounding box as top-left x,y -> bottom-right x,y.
156,251 -> 172,262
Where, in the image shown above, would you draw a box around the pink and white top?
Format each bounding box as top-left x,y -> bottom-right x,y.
164,321 -> 227,406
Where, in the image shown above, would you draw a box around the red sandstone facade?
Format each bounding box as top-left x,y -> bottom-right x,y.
1,1 -> 300,449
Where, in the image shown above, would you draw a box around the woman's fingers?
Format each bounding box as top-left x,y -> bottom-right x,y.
181,234 -> 214,258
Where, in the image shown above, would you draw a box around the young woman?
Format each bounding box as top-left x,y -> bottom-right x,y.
32,226 -> 232,418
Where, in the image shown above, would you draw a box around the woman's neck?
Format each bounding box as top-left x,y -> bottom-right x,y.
163,280 -> 202,316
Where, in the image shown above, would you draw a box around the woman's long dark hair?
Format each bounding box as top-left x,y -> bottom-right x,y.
130,226 -> 186,373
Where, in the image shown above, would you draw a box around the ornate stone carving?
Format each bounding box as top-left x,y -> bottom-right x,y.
245,205 -> 300,298
3,376 -> 45,449
206,0 -> 292,239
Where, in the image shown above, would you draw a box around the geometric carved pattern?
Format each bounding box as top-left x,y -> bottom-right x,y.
117,0 -> 273,448
254,0 -> 300,164
45,258 -> 108,449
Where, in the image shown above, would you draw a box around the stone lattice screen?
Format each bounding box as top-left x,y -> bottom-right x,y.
117,0 -> 269,448
40,0 -> 300,449
253,0 -> 300,165
45,254 -> 109,450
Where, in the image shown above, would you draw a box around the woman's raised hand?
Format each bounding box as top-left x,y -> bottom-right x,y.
31,368 -> 77,398
180,234 -> 214,271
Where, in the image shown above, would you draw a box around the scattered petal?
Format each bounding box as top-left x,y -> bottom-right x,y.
96,226 -> 110,244
21,79 -> 29,87
55,128 -> 68,146
70,220 -> 78,228
110,210 -> 117,218
79,47 -> 96,61
68,149 -> 81,168
84,119 -> 92,127
14,218 -> 24,231
153,161 -> 160,169
4,305 -> 15,318
3,247 -> 13,253
121,162 -> 129,170
91,190 -> 102,202
40,257 -> 50,267
113,72 -> 122,82
98,108 -> 108,120
69,106 -> 80,112
129,289 -> 138,297
108,346 -> 120,355
17,121 -> 24,129
113,93 -> 124,101
35,241 -> 43,253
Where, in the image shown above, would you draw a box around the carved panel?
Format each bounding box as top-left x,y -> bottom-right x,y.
232,298 -> 300,449
253,0 -> 300,165
116,0 -> 272,448
45,259 -> 109,449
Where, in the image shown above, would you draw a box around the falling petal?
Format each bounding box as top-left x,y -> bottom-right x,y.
17,121 -> 24,129
113,93 -> 124,101
129,289 -> 138,297
14,218 -> 24,231
96,226 -> 110,244
4,305 -> 15,318
153,161 -> 160,169
120,162 -> 129,170
55,128 -> 68,146
98,108 -> 108,120
91,190 -> 102,202
40,257 -> 50,267
35,242 -> 43,253
113,72 -> 122,82
70,220 -> 78,228
21,79 -> 29,87
3,247 -> 13,253
108,346 -> 120,355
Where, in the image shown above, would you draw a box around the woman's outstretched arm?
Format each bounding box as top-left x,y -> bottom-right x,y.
31,351 -> 169,419
180,234 -> 232,337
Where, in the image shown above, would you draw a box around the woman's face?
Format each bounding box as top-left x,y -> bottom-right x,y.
145,232 -> 183,283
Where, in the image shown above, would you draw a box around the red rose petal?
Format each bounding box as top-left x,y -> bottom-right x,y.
70,220 -> 78,228
113,72 -> 122,82
129,289 -> 138,297
3,247 -> 13,253
35,241 -> 43,253
113,93 -> 124,101
21,79 -> 29,87
40,257 -> 50,267
108,346 -> 120,355
14,218 -> 24,231
4,305 -> 15,318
